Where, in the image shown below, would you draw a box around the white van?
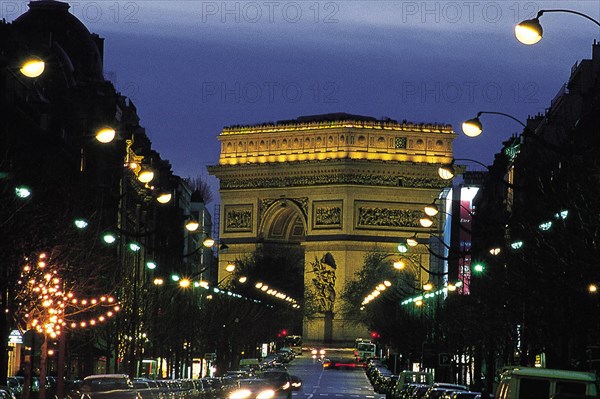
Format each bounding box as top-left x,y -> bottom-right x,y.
495,367 -> 599,399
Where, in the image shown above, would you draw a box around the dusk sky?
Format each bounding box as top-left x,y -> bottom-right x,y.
7,1 -> 600,200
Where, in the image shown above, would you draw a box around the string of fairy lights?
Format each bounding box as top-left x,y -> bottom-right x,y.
15,252 -> 121,339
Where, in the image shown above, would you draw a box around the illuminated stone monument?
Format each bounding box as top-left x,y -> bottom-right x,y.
208,113 -> 456,342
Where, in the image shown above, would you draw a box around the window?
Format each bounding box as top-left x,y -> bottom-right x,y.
395,137 -> 407,149
518,378 -> 549,399
555,381 -> 587,395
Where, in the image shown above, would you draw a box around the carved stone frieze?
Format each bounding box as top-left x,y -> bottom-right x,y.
312,200 -> 343,229
356,206 -> 422,228
224,205 -> 253,232
315,207 -> 341,225
220,174 -> 444,190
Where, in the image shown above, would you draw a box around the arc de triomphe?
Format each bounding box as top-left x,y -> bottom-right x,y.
208,113 -> 456,342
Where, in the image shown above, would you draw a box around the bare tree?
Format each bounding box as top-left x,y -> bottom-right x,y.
185,177 -> 214,205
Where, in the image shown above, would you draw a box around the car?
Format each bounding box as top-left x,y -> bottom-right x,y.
321,358 -> 360,370
6,378 -> 22,399
289,376 -> 302,391
0,387 -> 16,399
442,392 -> 481,399
257,371 -> 293,395
80,374 -> 141,399
227,378 -> 290,399
225,370 -> 254,380
495,367 -> 599,399
310,348 -> 326,359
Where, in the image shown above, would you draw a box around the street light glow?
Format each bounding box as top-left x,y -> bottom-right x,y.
424,201 -> 439,217
393,260 -> 405,270
20,57 -> 45,78
515,18 -> 543,45
95,127 -> 116,143
137,169 -> 154,183
179,278 -> 191,288
397,243 -> 408,253
74,219 -> 88,229
419,216 -> 434,228
185,220 -> 200,231
102,233 -> 117,244
462,117 -> 483,137
438,164 -> 454,180
15,186 -> 32,198
225,263 -> 236,272
203,237 -> 215,248
157,192 -> 172,204
129,242 -> 141,252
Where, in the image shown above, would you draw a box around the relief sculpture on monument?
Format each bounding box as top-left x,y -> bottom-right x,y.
307,254 -> 337,314
357,207 -> 422,228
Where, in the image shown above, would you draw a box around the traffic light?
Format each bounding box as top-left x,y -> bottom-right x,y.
277,329 -> 288,338
370,331 -> 380,339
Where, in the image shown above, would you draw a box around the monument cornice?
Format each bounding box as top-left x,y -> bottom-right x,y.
208,159 -> 447,190
221,119 -> 454,135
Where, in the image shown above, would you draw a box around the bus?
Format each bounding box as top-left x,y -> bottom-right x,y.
354,339 -> 376,361
284,335 -> 303,355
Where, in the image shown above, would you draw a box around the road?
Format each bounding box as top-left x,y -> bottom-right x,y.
285,348 -> 385,399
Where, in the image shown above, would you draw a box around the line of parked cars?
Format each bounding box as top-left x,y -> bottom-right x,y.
365,359 -> 481,399
4,376 -> 54,399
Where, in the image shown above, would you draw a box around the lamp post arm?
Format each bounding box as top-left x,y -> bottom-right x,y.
538,9 -> 600,27
477,111 -> 528,130
402,254 -> 450,276
452,158 -> 490,170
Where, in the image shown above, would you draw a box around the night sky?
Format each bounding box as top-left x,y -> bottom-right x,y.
6,1 -> 600,199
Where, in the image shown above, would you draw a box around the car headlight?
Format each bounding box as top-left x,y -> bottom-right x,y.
256,389 -> 275,399
282,382 -> 290,390
319,349 -> 326,355
229,389 -> 253,399
311,349 -> 317,355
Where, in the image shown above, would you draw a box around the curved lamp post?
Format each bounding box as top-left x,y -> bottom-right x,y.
462,111 -> 528,138
438,158 -> 490,180
515,9 -> 600,45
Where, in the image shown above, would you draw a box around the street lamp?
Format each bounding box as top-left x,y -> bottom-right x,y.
419,215 -> 434,228
424,200 -> 439,217
95,127 -> 117,144
438,158 -> 489,180
19,57 -> 45,78
185,219 -> 200,232
515,9 -> 600,45
156,191 -> 172,204
462,111 -> 528,138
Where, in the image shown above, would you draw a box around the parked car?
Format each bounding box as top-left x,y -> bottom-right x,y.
407,384 -> 432,399
6,378 -> 22,399
441,392 -> 481,399
80,374 -> 141,399
495,367 -> 598,399
0,386 -> 17,399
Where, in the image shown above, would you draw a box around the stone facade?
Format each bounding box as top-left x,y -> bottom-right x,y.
208,115 -> 456,342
